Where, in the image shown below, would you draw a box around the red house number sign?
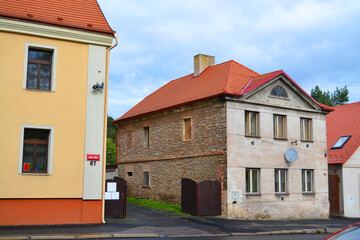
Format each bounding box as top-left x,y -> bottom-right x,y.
87,154 -> 100,161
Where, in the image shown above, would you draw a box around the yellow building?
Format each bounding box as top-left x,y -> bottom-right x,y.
0,0 -> 116,225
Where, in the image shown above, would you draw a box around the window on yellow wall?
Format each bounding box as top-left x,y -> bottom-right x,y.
245,111 -> 259,137
183,118 -> 192,141
23,43 -> 57,92
18,125 -> 54,175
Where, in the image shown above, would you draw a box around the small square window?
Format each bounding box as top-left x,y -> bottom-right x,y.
183,118 -> 192,141
275,169 -> 287,194
143,126 -> 149,148
24,43 -> 57,91
302,169 -> 313,193
127,172 -> 133,177
143,171 -> 150,186
245,111 -> 259,137
246,168 -> 260,194
300,118 -> 312,141
274,115 -> 286,139
331,136 -> 351,149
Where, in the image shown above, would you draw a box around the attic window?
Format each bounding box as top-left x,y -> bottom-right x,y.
271,85 -> 288,98
331,136 -> 351,149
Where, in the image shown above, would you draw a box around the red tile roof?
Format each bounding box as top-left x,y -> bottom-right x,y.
0,0 -> 115,36
115,60 -> 331,123
327,102 -> 360,164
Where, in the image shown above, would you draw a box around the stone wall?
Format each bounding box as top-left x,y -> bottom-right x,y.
116,99 -> 227,205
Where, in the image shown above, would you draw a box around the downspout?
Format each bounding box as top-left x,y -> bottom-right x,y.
101,33 -> 118,224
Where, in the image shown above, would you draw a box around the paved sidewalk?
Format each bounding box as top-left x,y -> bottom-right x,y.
0,203 -> 359,239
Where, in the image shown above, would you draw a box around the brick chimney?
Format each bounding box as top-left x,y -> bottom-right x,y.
194,54 -> 215,77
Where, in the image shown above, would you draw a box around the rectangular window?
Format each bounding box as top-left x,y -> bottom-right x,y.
275,169 -> 287,193
126,131 -> 133,148
246,168 -> 259,194
302,170 -> 313,193
143,171 -> 150,186
273,115 -> 286,139
22,128 -> 50,173
183,118 -> 192,141
19,125 -> 54,174
24,44 -> 57,91
245,111 -> 259,137
143,126 -> 149,148
300,118 -> 312,141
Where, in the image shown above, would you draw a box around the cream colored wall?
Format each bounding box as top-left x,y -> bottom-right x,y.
226,86 -> 329,219
0,31 -> 89,198
342,147 -> 360,217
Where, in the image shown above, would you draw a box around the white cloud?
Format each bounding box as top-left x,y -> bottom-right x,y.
98,0 -> 360,117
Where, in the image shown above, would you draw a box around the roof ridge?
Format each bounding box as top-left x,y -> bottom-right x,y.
231,60 -> 260,76
333,101 -> 360,109
223,60 -> 234,93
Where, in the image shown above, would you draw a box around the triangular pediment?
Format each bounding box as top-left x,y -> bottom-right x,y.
242,75 -> 321,111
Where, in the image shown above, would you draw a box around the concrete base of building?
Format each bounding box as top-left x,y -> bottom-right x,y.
0,199 -> 102,226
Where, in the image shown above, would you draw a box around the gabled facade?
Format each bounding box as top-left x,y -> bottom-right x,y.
114,54 -> 331,219
0,0 -> 116,225
327,102 -> 360,217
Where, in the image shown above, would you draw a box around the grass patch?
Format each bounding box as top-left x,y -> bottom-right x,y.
127,197 -> 188,215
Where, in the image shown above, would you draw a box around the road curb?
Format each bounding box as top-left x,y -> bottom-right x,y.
0,228 -> 335,239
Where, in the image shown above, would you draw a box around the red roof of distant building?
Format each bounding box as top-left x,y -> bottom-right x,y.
327,102 -> 360,164
0,0 -> 115,36
115,60 -> 331,123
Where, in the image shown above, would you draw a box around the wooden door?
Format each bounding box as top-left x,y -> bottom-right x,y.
105,177 -> 127,218
329,175 -> 340,215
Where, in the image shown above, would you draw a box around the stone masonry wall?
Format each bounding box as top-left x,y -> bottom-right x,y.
116,99 -> 227,205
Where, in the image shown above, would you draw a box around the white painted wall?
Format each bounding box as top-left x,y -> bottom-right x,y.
342,147 -> 360,217
83,44 -> 106,200
225,80 -> 329,219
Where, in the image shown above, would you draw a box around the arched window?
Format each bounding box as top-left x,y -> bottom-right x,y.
271,85 -> 288,98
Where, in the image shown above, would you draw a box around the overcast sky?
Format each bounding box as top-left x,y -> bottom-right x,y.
97,0 -> 360,118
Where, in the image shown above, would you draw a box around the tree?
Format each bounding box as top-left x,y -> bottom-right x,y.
106,137 -> 116,165
310,85 -> 349,106
106,115 -> 116,165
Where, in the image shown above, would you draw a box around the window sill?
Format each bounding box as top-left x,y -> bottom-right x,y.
24,88 -> 54,93
273,138 -> 288,141
20,172 -> 50,176
143,185 -> 151,188
245,135 -> 261,138
302,192 -> 315,195
275,193 -> 289,196
300,140 -> 313,143
246,193 -> 261,196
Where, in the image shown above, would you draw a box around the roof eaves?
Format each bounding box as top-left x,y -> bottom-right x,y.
113,93 -> 226,124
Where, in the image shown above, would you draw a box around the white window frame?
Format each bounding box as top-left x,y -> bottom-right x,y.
302,169 -> 313,193
275,169 -> 287,194
246,168 -> 260,194
23,43 -> 58,92
300,118 -> 312,141
18,124 -> 55,175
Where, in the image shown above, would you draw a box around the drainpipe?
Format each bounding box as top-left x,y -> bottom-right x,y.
101,33 -> 118,224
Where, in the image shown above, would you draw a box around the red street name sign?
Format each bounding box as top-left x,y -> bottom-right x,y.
87,154 -> 100,161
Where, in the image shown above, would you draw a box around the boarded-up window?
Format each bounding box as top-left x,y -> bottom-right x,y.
126,130 -> 133,148
143,126 -> 149,148
143,171 -> 150,186
183,118 -> 192,141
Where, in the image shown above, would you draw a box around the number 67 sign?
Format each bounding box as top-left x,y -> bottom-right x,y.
87,154 -> 100,166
